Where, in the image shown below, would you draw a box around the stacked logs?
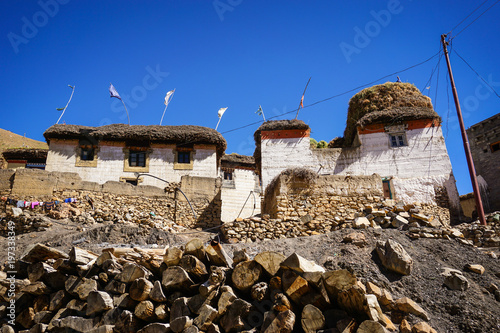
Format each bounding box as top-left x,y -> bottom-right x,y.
0,239 -> 437,332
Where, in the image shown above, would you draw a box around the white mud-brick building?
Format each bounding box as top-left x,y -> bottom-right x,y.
254,82 -> 460,216
43,124 -> 226,188
220,153 -> 261,222
466,112 -> 500,213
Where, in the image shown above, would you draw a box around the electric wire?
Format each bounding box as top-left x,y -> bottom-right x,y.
452,48 -> 500,100
452,0 -> 500,39
221,51 -> 442,135
421,50 -> 443,95
445,67 -> 451,140
447,0 -> 490,35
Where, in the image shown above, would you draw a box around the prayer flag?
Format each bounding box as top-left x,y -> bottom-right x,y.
109,83 -> 121,100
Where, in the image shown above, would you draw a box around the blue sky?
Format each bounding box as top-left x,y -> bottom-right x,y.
1,0 -> 499,195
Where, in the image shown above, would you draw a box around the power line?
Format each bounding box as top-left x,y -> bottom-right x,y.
452,0 -> 500,39
452,48 -> 500,99
447,0 -> 490,35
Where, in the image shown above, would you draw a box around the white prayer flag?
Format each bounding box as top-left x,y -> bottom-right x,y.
218,107 -> 228,118
164,90 -> 175,106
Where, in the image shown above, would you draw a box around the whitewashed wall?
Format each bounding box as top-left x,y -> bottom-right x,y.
259,125 -> 459,210
45,140 -> 218,188
220,168 -> 261,222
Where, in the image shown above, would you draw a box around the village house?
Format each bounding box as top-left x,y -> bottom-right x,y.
466,112 -> 500,213
43,124 -> 226,188
1,148 -> 48,170
254,82 -> 460,216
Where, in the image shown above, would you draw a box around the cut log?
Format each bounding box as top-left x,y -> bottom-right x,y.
322,269 -> 357,299
33,310 -> 52,324
193,304 -> 218,330
280,253 -> 325,274
163,247 -> 184,267
28,323 -> 49,333
162,267 -> 194,292
21,281 -> 50,296
114,293 -> 138,310
114,309 -> 140,333
16,307 -> 35,329
337,281 -> 366,315
103,247 -> 166,257
179,255 -> 208,280
231,260 -> 262,292
170,316 -> 193,333
251,282 -> 269,301
281,269 -> 310,305
56,316 -> 99,332
129,277 -> 154,301
88,325 -> 115,333
49,290 -> 69,311
205,240 -> 233,267
21,243 -> 68,263
27,262 -> 56,282
105,280 -> 127,294
47,307 -> 71,331
65,275 -> 98,300
217,287 -> 237,315
232,249 -> 250,265
116,262 -> 152,283
69,246 -> 98,265
301,304 -> 325,333
137,323 -> 172,333
150,280 -> 167,302
261,309 -> 295,333
67,298 -> 87,311
101,259 -> 123,276
255,251 -> 286,276
170,297 -> 192,320
53,258 -> 76,274
134,300 -> 155,321
357,320 -> 389,333
184,238 -> 206,262
273,293 -> 292,312
87,291 -> 114,316
219,298 -> 252,332
96,251 -> 116,266
33,294 -> 50,312
155,303 -> 170,321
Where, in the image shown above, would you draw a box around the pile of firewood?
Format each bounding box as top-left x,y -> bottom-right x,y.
0,239 -> 437,332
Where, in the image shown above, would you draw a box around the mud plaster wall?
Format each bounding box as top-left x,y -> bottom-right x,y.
260,125 -> 460,214
0,169 -> 221,228
45,139 -> 218,188
264,174 -> 384,220
220,168 -> 261,222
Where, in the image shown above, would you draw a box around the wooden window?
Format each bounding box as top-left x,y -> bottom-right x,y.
174,148 -> 194,170
129,150 -> 146,167
178,151 -> 190,164
389,133 -> 407,147
80,147 -> 94,161
224,171 -> 233,180
123,147 -> 150,172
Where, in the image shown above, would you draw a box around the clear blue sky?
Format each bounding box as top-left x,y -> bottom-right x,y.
1,0 -> 499,195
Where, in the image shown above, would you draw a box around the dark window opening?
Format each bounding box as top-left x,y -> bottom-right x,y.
178,151 -> 190,164
129,151 -> 146,167
80,147 -> 94,161
224,172 -> 233,180
125,179 -> 138,186
382,179 -> 393,199
390,134 -> 407,147
491,142 -> 500,153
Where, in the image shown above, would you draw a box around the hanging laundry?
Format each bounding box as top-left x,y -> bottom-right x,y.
45,201 -> 55,210
31,201 -> 39,209
17,200 -> 24,208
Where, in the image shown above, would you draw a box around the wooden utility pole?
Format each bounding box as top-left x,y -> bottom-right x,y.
441,34 -> 486,226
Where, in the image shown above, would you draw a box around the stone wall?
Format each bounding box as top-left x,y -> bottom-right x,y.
0,169 -> 221,229
467,112 -> 500,212
264,173 -> 384,221
45,139 -> 219,188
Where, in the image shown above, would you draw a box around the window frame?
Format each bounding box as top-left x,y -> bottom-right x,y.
173,147 -> 195,170
491,141 -> 500,153
75,145 -> 98,167
388,132 -> 408,148
123,147 -> 150,172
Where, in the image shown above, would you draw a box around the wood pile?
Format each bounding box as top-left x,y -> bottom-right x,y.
0,239 -> 437,332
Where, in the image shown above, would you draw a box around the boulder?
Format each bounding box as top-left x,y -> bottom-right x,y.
376,239 -> 413,275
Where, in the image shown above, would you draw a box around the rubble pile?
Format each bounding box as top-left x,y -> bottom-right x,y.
0,239 -> 441,333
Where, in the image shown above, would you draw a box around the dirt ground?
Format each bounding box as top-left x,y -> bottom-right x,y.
1,217 -> 499,333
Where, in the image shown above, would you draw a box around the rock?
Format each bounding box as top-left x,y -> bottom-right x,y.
376,239 -> 413,275
261,310 -> 295,333
281,253 -> 325,274
12,207 -> 22,216
400,319 -> 412,333
356,320 -> 390,332
353,217 -> 370,229
365,294 -> 396,330
444,272 -> 469,291
254,251 -> 286,276
412,321 -> 438,333
342,232 -> 367,247
465,264 -> 485,274
392,215 -> 409,228
86,291 -> 114,316
394,297 -> 430,321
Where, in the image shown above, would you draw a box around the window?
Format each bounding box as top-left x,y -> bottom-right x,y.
80,147 -> 94,161
224,171 -> 233,180
123,147 -> 150,172
389,133 -> 407,147
178,151 -> 190,164
382,179 -> 393,199
119,176 -> 143,185
129,150 -> 146,167
491,141 -> 500,153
